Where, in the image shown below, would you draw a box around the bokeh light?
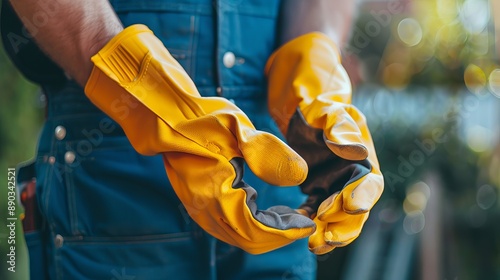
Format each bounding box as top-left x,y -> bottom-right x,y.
435,23 -> 467,50
466,125 -> 492,153
378,204 -> 402,224
397,18 -> 423,47
488,69 -> 500,98
403,211 -> 425,235
460,0 -> 490,34
403,181 -> 431,214
476,184 -> 497,210
436,0 -> 459,22
380,0 -> 496,88
464,64 -> 487,94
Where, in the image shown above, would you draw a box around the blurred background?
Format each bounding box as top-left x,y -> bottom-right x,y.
1,0 -> 499,279
318,0 -> 500,279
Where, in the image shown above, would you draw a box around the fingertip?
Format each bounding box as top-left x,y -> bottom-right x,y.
325,140 -> 368,161
309,244 -> 336,255
243,133 -> 308,186
316,193 -> 341,221
343,207 -> 369,215
342,176 -> 384,213
276,154 -> 308,186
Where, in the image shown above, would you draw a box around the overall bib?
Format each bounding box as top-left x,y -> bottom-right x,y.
23,0 -> 316,279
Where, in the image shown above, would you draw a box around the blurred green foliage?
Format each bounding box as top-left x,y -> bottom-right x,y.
0,36 -> 44,279
0,40 -> 44,179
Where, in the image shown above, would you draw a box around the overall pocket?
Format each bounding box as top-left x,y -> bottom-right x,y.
53,232 -> 207,280
58,135 -> 186,237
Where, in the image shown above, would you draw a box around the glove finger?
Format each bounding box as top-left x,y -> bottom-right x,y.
317,190 -> 373,223
288,107 -> 367,161
238,129 -> 308,187
322,212 -> 369,247
316,172 -> 383,220
308,219 -> 336,255
316,192 -> 361,223
321,105 -> 368,161
171,94 -> 308,188
172,111 -> 307,188
309,205 -> 369,253
342,172 -> 384,214
316,192 -> 342,220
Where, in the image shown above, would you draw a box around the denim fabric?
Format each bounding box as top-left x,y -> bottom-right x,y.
27,0 -> 316,279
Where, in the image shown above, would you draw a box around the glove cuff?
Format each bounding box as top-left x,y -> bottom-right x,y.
265,32 -> 349,136
88,24 -> 153,85
265,32 -> 342,74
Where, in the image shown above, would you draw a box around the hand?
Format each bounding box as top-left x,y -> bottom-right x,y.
266,32 -> 384,254
84,25 -> 316,254
288,105 -> 383,254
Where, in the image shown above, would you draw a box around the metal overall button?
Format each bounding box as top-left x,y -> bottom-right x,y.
223,52 -> 236,68
54,234 -> 64,248
54,125 -> 66,140
64,151 -> 76,164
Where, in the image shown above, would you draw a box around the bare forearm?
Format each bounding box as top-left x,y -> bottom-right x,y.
279,0 -> 357,47
9,0 -> 123,86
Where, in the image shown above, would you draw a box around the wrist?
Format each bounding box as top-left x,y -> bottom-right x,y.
78,24 -> 123,86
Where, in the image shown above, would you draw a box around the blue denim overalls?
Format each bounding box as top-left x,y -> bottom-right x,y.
24,0 -> 316,279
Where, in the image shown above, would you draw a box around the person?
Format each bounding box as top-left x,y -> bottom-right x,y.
2,0 -> 384,279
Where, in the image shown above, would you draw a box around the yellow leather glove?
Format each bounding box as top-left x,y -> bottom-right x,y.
265,32 -> 384,255
84,25 -> 316,254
